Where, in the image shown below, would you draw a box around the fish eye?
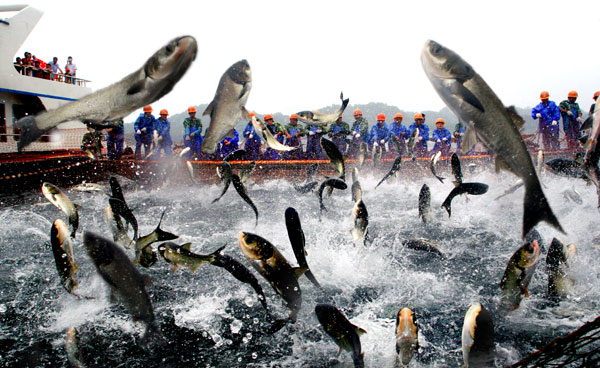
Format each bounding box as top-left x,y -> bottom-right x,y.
165,42 -> 175,54
430,43 -> 442,55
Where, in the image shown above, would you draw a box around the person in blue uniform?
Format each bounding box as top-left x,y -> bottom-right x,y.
242,112 -> 262,160
106,118 -> 124,159
389,113 -> 408,156
408,113 -> 429,157
431,118 -> 452,156
183,106 -> 203,160
263,114 -> 284,160
328,115 -> 350,154
532,91 -> 561,151
283,114 -> 305,160
370,113 -> 391,157
134,105 -> 156,159
305,119 -> 327,159
217,129 -> 239,159
155,109 -> 173,158
559,90 -> 583,150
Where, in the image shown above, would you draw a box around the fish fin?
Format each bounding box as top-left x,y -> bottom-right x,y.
294,267 -> 308,279
494,155 -> 516,175
450,81 -> 485,112
203,100 -> 215,116
355,326 -> 367,336
523,181 -> 564,238
337,346 -> 344,356
182,243 -> 192,251
506,106 -> 525,130
173,264 -> 178,272
523,288 -> 530,298
581,116 -> 593,131
460,125 -> 478,154
126,80 -> 146,95
241,107 -> 250,120
190,264 -> 201,273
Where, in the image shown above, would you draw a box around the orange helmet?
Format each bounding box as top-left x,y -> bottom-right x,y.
264,114 -> 273,121
290,114 -> 298,120
394,113 -> 403,119
143,105 -> 153,113
249,112 -> 256,117
568,90 -> 578,98
435,118 -> 445,125
187,106 -> 197,113
540,91 -> 550,100
414,113 -> 424,120
377,113 -> 386,121
159,109 -> 168,115
353,109 -> 362,116
594,91 -> 600,100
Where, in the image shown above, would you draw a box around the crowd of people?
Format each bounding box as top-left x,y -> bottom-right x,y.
14,52 -> 78,83
82,90 -> 600,161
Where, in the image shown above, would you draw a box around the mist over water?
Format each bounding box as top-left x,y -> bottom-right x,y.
1,162 -> 599,367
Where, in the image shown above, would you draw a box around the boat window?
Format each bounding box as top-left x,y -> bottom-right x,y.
0,103 -> 5,142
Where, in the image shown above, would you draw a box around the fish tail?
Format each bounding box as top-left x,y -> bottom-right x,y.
523,181 -> 564,238
141,323 -> 166,348
209,245 -> 226,263
15,116 -> 46,152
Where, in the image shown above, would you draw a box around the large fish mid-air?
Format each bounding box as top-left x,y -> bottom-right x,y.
421,40 -> 563,238
16,36 -> 197,151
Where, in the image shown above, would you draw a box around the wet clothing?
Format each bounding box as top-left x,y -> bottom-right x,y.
106,119 -> 124,159
408,122 -> 430,156
283,123 -> 305,159
134,113 -> 156,159
81,130 -> 103,158
305,125 -> 326,159
532,101 -> 561,150
389,121 -> 408,156
264,122 -> 285,160
217,129 -> 239,159
453,122 -> 466,153
183,116 -> 203,159
559,99 -> 583,150
349,117 -> 369,157
243,122 -> 262,160
432,127 -> 452,156
369,122 -> 390,145
329,120 -> 350,154
155,117 -> 173,157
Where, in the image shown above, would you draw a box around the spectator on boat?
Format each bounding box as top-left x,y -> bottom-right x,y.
283,114 -> 306,159
106,119 -> 124,160
305,118 -> 327,159
328,114 -> 350,154
65,56 -> 77,84
48,57 -> 63,81
217,129 -> 239,159
590,92 -> 599,115
389,113 -> 408,156
155,109 -> 173,158
182,106 -> 203,160
408,113 -> 430,157
349,109 -> 369,157
370,113 -> 391,158
81,126 -> 103,158
453,122 -> 466,153
263,114 -> 284,160
22,52 -> 33,76
559,91 -> 583,150
134,105 -> 156,159
532,91 -> 560,151
242,112 -> 262,161
14,57 -> 23,74
32,60 -> 43,78
432,118 -> 452,156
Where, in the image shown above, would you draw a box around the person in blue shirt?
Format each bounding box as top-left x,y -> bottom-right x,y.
389,113 -> 408,156
106,118 -> 124,159
431,118 -> 452,156
532,91 -> 561,151
283,115 -> 306,160
134,105 -> 156,159
154,109 -> 173,158
305,119 -> 327,159
370,113 -> 391,157
408,113 -> 430,157
217,129 -> 239,159
183,106 -> 203,160
242,112 -> 262,160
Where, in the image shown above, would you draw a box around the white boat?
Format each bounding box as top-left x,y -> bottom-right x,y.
0,4 -> 92,153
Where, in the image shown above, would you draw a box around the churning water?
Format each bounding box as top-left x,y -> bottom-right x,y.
0,161 -> 598,367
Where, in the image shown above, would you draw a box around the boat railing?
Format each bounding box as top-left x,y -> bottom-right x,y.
0,126 -> 87,152
13,64 -> 91,87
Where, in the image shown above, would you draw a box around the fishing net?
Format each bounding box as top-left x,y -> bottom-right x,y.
0,127 -> 88,152
510,316 -> 600,367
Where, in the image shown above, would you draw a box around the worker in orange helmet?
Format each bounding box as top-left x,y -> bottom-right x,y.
369,113 -> 391,157
283,114 -> 306,159
242,112 -> 262,160
183,106 -> 203,159
559,91 -> 583,150
408,113 -> 430,157
134,105 -> 156,159
389,113 -> 408,156
153,109 -> 172,158
431,118 -> 452,156
590,91 -> 599,116
532,91 -> 561,150
349,108 -> 369,157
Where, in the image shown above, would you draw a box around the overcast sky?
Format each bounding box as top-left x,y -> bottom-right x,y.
12,0 -> 600,122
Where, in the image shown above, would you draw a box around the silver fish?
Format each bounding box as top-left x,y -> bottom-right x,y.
51,219 -> 79,295
16,36 -> 197,151
395,308 -> 418,368
251,116 -> 296,152
296,92 -> 349,126
546,238 -> 576,300
418,184 -> 431,224
351,199 -> 369,243
461,303 -> 494,368
430,151 -> 445,183
42,182 -> 78,238
201,60 -> 252,153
